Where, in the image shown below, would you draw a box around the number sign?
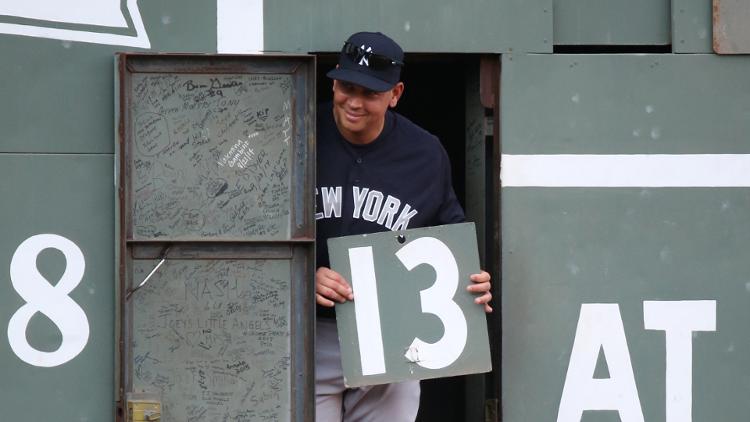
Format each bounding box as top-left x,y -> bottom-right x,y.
328,222 -> 491,387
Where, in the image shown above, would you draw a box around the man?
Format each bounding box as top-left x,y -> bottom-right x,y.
315,31 -> 492,421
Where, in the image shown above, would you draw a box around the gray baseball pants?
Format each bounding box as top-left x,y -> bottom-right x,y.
315,318 -> 420,421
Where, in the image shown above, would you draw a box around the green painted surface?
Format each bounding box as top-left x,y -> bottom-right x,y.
137,0 -> 217,53
553,0 -> 670,45
502,54 -> 750,155
0,1 -> 218,419
501,187 -> 750,420
500,53 -> 750,420
0,0 -> 216,154
264,0 -> 552,53
672,0 -> 713,53
330,223 -> 491,387
0,154 -> 114,421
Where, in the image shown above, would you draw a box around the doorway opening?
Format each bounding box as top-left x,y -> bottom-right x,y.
315,53 -> 479,219
315,53 -> 498,422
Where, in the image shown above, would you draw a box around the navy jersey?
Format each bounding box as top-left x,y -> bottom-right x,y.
315,101 -> 465,272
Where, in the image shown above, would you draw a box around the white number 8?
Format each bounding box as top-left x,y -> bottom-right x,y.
7,234 -> 89,367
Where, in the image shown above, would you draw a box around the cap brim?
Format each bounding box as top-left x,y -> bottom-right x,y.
326,68 -> 395,92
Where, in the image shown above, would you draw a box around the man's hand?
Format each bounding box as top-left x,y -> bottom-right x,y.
467,270 -> 493,313
315,266 -> 354,307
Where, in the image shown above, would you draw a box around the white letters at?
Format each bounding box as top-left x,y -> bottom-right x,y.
558,301 -> 717,422
7,234 -> 90,367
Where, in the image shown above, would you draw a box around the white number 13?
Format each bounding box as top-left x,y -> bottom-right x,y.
348,237 -> 467,376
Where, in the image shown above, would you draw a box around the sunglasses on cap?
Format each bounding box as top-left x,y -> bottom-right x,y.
342,42 -> 404,70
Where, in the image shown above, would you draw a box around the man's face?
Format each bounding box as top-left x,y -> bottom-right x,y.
332,79 -> 404,145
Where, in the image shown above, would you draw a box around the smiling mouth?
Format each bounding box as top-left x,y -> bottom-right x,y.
345,111 -> 365,121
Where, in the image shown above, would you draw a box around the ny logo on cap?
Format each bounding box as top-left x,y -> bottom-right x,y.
356,45 -> 373,67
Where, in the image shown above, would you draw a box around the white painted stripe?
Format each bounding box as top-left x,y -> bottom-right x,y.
217,0 -> 263,53
501,154 -> 750,187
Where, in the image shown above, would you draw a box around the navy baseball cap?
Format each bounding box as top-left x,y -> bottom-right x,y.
327,31 -> 404,92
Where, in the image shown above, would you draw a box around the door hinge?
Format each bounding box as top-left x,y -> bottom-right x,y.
484,116 -> 494,138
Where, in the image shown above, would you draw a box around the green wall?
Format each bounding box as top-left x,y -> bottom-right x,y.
0,1 -> 215,420
2,0 -> 749,420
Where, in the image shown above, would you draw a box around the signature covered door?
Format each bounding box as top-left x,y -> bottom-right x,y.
116,54 -> 316,422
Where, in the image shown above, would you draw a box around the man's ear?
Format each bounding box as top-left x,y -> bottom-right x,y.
389,82 -> 405,108
331,65 -> 340,92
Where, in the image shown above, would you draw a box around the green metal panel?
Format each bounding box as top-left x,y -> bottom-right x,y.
502,54 -> 750,155
136,0 -> 216,52
502,188 -> 750,420
0,0 -> 216,154
554,0 -> 670,45
0,154 -> 114,421
501,53 -> 750,420
263,0 -> 553,53
0,2 -> 219,420
672,0 -> 713,53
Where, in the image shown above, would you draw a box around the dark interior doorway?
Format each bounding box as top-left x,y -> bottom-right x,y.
315,53 -> 488,422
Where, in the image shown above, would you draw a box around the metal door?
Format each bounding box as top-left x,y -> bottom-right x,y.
116,54 -> 316,422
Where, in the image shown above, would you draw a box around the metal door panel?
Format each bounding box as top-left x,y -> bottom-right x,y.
116,54 -> 315,422
502,53 -> 750,155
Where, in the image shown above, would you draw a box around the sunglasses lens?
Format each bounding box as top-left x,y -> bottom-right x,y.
343,42 -> 357,56
342,42 -> 401,70
367,55 -> 392,70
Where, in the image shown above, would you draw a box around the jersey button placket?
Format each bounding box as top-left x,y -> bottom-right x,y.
352,157 -> 362,183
